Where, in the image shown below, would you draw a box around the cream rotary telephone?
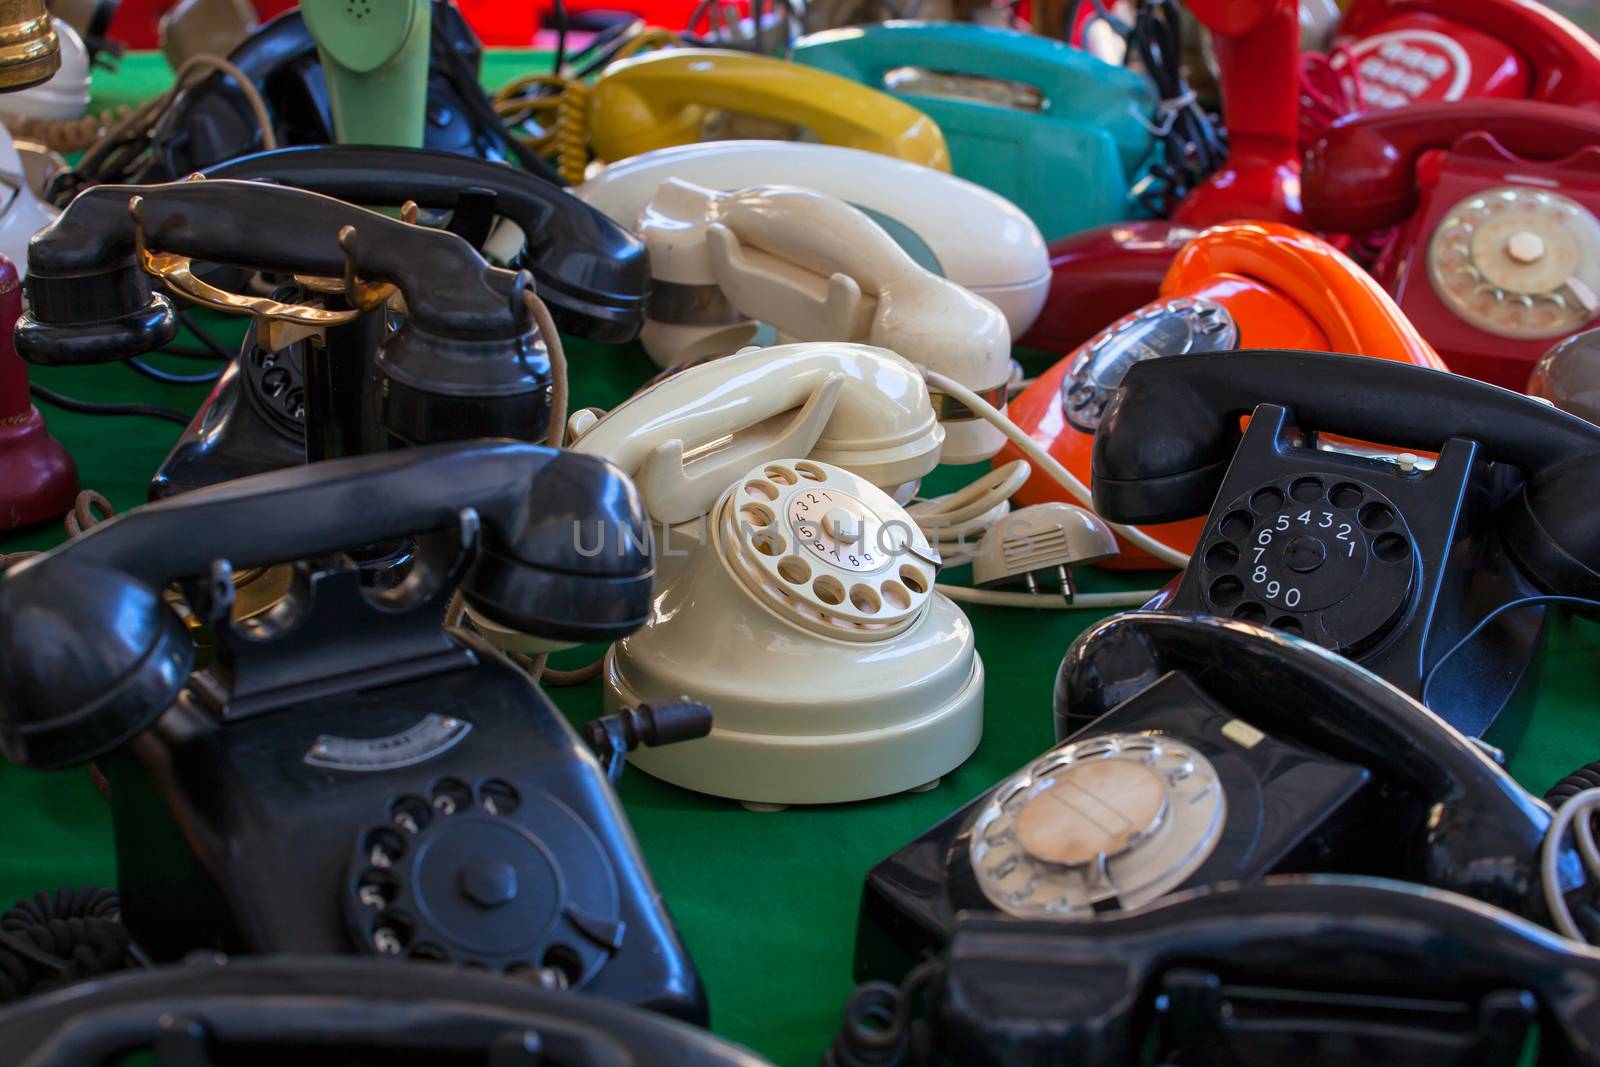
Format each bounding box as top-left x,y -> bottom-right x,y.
571,140 -> 1050,339
633,179 -> 1014,466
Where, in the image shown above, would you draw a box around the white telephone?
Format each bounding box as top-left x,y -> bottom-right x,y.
571,140 -> 1050,339
470,342 -> 984,809
636,179 -> 1014,465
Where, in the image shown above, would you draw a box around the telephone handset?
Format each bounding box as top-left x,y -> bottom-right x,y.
1090,349 -> 1600,735
17,177 -> 552,495
1001,222 -> 1444,567
0,957 -> 772,1067
852,611 -> 1562,984
789,21 -> 1156,242
575,140 -> 1050,338
0,442 -> 711,1019
854,878 -> 1600,1067
586,49 -> 951,171
635,180 -> 1012,464
1303,101 -> 1600,389
1334,0 -> 1600,111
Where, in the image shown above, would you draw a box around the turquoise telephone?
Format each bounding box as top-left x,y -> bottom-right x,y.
790,21 -> 1157,242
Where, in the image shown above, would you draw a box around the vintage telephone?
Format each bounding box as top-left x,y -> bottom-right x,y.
1001,222 -> 1443,566
634,180 -> 1012,464
0,956 -> 774,1066
852,611 -> 1566,985
1304,100 -> 1600,390
0,441 -> 715,1020
586,48 -> 950,171
1332,0 -> 1600,111
1089,350 -> 1600,737
81,1 -> 550,191
840,878 -> 1600,1067
1529,326 -> 1600,425
788,22 -> 1156,242
0,251 -> 74,529
476,343 -> 985,809
299,0 -> 430,147
17,175 -> 555,498
575,139 -> 1050,338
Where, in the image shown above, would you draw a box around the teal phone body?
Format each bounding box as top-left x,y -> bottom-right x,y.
791,21 -> 1157,240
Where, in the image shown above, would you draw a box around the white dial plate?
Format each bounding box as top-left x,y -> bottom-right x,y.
787,488 -> 902,574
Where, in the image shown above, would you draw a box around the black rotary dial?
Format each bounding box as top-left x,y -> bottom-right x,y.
1195,474 -> 1416,655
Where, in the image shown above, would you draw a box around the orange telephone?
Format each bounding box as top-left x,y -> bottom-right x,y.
1000,221 -> 1445,568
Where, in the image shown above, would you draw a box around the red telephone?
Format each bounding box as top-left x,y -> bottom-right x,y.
1305,99 -> 1600,390
1333,0 -> 1600,112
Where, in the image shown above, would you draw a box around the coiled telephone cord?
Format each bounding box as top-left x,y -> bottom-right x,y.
0,888 -> 131,1004
0,490 -> 115,571
824,960 -> 940,1067
4,105 -> 139,154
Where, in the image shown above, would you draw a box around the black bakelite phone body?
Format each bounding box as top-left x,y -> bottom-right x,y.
854,612 -> 1563,985
1086,349 -> 1600,739
0,442 -> 708,1023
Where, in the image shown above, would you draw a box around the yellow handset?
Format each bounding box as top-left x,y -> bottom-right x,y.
588,49 -> 951,171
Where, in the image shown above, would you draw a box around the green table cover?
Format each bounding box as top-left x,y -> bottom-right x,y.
0,50 -> 1596,1067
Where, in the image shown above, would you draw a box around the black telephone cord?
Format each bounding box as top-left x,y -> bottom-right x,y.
0,888 -> 131,1004
823,961 -> 940,1067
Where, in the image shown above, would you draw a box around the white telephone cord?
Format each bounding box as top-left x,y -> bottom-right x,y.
1542,786 -> 1600,943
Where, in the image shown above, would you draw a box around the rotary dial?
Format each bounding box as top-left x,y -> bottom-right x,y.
1195,474 -> 1415,655
1428,186 -> 1600,340
969,733 -> 1225,919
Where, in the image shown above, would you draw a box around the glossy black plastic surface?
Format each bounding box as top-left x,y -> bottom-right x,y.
204,145 -> 651,342
854,613 -> 1560,983
923,877 -> 1600,1067
0,955 -> 758,1063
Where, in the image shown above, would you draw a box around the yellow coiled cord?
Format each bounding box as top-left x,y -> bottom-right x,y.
4,106 -> 138,153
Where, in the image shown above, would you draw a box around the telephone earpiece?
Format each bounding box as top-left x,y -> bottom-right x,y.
1093,349 -> 1600,598
18,178 -> 552,446
0,441 -> 652,769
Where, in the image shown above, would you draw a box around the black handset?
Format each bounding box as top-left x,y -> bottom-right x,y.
18,178 -> 551,460
853,612 -> 1563,985
0,957 -> 772,1066
0,442 -> 708,1019
851,878 -> 1600,1067
1091,349 -> 1600,737
201,145 -> 651,343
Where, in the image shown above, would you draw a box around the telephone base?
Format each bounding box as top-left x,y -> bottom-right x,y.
0,404 -> 76,529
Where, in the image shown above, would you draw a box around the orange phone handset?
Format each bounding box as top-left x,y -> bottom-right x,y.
587,49 -> 951,171
999,221 -> 1445,570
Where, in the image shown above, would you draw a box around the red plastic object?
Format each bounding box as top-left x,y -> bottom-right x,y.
0,256 -> 77,530
107,0 -> 296,50
1335,0 -> 1600,112
998,223 -> 1444,569
1173,0 -> 1304,228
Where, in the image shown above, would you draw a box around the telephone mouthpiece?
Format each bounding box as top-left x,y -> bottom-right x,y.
14,291 -> 177,367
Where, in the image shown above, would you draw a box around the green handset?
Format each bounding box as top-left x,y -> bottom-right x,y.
299,0 -> 431,148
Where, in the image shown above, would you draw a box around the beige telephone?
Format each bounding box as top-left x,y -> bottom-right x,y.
636,179 -> 1013,465
472,342 -> 984,810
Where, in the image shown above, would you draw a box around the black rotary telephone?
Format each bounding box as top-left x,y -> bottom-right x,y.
0,956 -> 774,1066
836,878 -> 1600,1067
0,441 -> 712,1022
16,177 -> 553,499
854,612 -> 1570,985
1089,349 -> 1600,739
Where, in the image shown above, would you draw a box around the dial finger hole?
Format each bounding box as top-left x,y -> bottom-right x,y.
752,530 -> 786,557
849,584 -> 881,613
744,480 -> 779,502
1219,509 -> 1253,539
899,565 -> 928,594
371,911 -> 415,956
1289,476 -> 1324,503
1329,482 -> 1365,509
794,462 -> 827,482
541,945 -> 584,989
814,575 -> 845,605
478,779 -> 521,816
1204,542 -> 1239,570
1272,617 -> 1304,636
388,795 -> 431,835
778,555 -> 811,585
1208,574 -> 1244,608
1250,487 -> 1285,514
763,465 -> 798,486
431,778 -> 473,816
739,503 -> 775,528
1232,602 -> 1266,623
362,828 -> 405,869
1373,532 -> 1411,563
355,868 -> 397,910
880,580 -> 911,611
1359,502 -> 1395,531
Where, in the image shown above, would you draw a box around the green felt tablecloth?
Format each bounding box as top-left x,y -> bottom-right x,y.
1,51 -> 1598,1067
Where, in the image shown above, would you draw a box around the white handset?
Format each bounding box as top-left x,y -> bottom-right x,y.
639,179 -> 1012,465
572,140 -> 1049,337
567,341 -> 944,524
